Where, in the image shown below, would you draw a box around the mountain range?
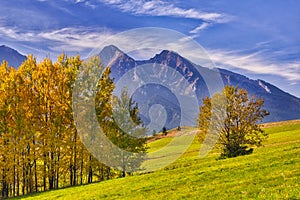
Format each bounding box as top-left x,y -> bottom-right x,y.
98,45 -> 300,130
1,44 -> 300,130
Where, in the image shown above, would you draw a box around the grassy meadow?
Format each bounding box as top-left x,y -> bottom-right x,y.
13,120 -> 300,200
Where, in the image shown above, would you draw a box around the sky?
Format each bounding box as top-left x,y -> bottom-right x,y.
0,0 -> 299,97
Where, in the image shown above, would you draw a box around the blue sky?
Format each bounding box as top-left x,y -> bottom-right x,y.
0,0 -> 299,97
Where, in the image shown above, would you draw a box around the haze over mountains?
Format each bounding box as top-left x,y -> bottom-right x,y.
1,44 -> 300,130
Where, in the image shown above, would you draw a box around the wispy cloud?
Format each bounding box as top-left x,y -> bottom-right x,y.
189,22 -> 210,34
0,26 -> 37,41
72,0 -> 97,8
38,28 -> 113,50
207,49 -> 300,82
100,0 -> 226,21
0,25 -> 113,58
99,0 -> 231,35
32,0 -> 231,36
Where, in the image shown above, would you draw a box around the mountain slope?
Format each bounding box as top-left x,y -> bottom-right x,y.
218,68 -> 300,122
98,45 -> 300,128
0,45 -> 26,67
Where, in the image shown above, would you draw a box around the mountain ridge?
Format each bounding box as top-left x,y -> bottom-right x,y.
98,45 -> 300,128
0,45 -> 26,67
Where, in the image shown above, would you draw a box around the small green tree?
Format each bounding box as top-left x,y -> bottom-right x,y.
197,86 -> 269,158
162,127 -> 167,136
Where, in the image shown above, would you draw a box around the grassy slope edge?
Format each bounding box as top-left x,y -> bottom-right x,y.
13,120 -> 300,200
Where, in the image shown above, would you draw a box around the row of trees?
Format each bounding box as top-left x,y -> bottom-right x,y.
0,54 -> 146,198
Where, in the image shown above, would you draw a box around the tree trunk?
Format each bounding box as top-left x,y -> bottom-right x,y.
43,154 -> 47,191
72,130 -> 77,186
122,151 -> 126,177
80,149 -> 83,185
16,166 -> 19,196
13,157 -> 16,197
33,137 -> 38,193
1,181 -> 8,198
1,172 -> 8,198
88,155 -> 93,183
48,152 -> 54,190
22,163 -> 25,195
69,164 -> 73,186
34,159 -> 38,192
55,153 -> 60,189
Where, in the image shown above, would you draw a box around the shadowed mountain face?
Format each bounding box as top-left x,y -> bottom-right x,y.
0,45 -> 26,67
99,45 -> 300,130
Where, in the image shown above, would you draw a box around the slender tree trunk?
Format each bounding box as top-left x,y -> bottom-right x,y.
73,131 -> 77,186
88,167 -> 93,183
33,159 -> 38,193
122,151 -> 126,177
55,153 -> 60,189
22,164 -> 25,195
16,165 -> 19,196
13,156 -> 16,197
88,155 -> 92,183
29,164 -> 33,193
2,172 -> 8,198
43,103 -> 48,192
69,164 -> 73,186
32,136 -> 38,193
48,151 -> 55,190
43,153 -> 47,191
27,143 -> 33,194
80,161 -> 83,185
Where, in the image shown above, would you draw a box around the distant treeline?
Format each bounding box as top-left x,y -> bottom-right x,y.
0,54 -> 146,198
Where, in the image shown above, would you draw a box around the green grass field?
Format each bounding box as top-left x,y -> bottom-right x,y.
14,120 -> 300,199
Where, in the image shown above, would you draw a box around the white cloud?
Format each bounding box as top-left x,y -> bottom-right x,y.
0,25 -> 114,59
38,28 -> 113,49
0,26 -> 112,49
189,22 -> 210,34
0,26 -> 32,41
207,49 -> 300,82
98,0 -> 232,36
100,0 -> 228,22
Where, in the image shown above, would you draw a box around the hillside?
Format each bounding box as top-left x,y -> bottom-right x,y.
14,120 -> 300,200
